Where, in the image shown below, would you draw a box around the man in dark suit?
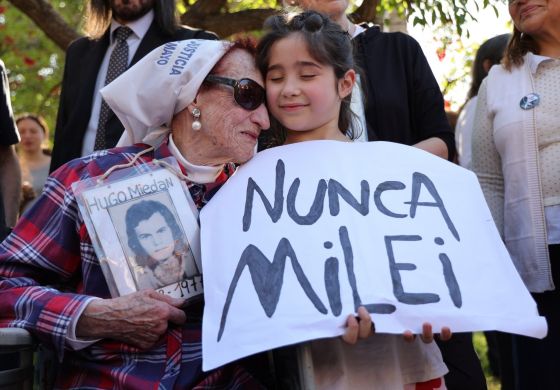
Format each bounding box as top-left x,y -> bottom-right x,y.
50,0 -> 217,172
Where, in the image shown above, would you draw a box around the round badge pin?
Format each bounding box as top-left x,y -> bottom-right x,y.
519,93 -> 540,110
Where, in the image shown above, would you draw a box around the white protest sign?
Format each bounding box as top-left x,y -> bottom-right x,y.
200,140 -> 547,371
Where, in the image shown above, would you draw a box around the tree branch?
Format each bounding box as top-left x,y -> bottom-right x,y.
186,0 -> 227,17
182,8 -> 279,37
7,0 -> 81,50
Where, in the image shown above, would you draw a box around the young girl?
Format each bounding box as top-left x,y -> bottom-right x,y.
257,11 -> 449,389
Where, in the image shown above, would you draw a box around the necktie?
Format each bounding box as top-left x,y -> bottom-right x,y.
94,26 -> 133,151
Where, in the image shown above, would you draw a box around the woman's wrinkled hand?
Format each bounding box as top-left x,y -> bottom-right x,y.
76,289 -> 187,350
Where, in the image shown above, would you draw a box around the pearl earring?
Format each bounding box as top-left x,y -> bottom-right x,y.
191,107 -> 201,131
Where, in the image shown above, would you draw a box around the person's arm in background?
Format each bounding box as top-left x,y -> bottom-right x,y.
0,145 -> 21,227
407,36 -> 455,161
414,137 -> 448,160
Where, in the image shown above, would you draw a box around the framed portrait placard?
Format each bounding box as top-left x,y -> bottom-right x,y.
72,157 -> 203,303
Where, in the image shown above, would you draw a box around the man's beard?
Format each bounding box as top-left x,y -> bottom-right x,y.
111,0 -> 154,22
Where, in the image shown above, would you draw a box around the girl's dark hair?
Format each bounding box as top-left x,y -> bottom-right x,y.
503,26 -> 539,71
125,199 -> 184,269
86,0 -> 179,38
256,10 -> 359,146
467,33 -> 510,99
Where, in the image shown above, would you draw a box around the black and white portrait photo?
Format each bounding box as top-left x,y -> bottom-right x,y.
109,193 -> 200,290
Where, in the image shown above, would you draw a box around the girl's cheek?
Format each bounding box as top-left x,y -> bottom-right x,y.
266,89 -> 277,107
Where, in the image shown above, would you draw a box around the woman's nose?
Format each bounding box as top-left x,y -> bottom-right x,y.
252,103 -> 270,130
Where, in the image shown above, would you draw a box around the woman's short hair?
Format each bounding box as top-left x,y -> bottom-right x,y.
256,10 -> 359,146
125,199 -> 183,268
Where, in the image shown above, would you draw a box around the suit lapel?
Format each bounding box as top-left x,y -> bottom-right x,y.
131,20 -> 166,66
74,31 -> 110,139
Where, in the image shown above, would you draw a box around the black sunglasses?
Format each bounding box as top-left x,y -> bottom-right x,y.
204,75 -> 265,111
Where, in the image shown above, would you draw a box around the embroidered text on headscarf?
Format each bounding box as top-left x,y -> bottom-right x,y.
100,39 -> 231,146
157,40 -> 202,75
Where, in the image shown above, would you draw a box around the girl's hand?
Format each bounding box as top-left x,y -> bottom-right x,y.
341,308 -> 452,345
341,306 -> 373,345
403,323 -> 452,343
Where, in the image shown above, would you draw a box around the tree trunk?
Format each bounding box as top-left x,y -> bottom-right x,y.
181,9 -> 279,37
183,0 -> 227,17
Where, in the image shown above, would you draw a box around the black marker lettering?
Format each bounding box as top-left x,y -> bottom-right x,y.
406,172 -> 460,241
328,179 -> 370,216
374,181 -> 407,218
218,238 -> 327,341
242,159 -> 285,232
287,178 -> 327,225
385,235 -> 440,305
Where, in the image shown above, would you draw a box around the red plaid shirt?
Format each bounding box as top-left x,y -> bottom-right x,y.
0,141 -> 266,389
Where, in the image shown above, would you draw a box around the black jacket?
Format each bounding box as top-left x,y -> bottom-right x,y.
50,22 -> 217,172
0,59 -> 19,241
353,25 -> 455,160
0,60 -> 18,147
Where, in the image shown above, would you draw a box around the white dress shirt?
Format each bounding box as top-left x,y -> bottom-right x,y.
81,10 -> 155,157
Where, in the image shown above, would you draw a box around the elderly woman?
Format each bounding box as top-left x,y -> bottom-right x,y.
0,39 -> 271,388
472,0 -> 560,388
0,37 -> 377,388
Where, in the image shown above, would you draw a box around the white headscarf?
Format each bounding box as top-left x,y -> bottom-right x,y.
100,39 -> 232,147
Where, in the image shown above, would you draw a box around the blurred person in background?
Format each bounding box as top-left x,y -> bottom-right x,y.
455,33 -> 510,169
16,114 -> 51,213
472,0 -> 560,388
